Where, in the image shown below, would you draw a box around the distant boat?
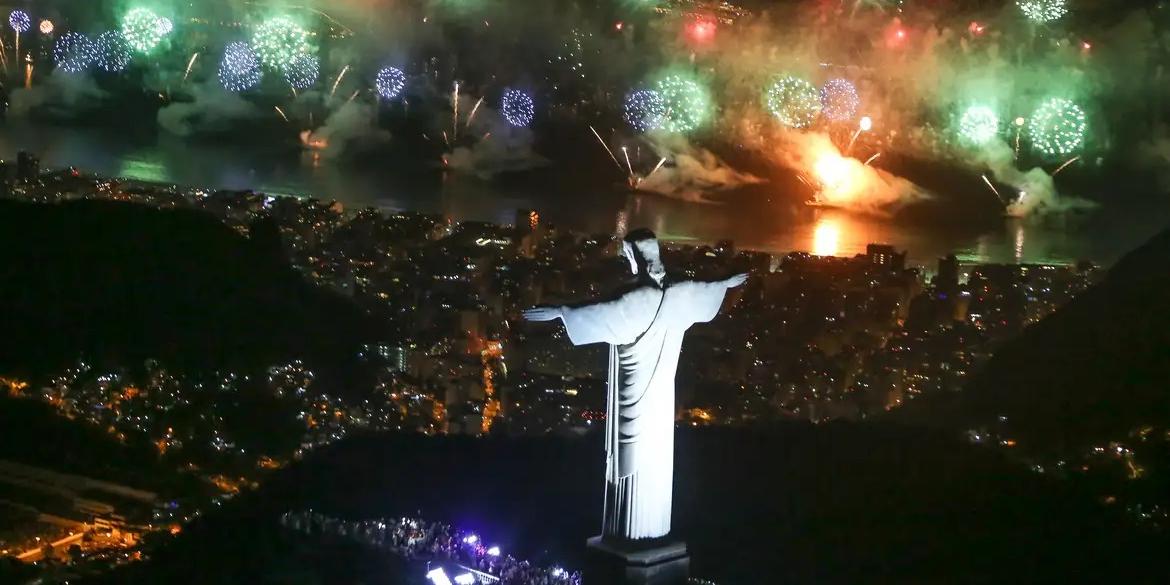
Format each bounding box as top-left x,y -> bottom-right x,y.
804,197 -> 844,210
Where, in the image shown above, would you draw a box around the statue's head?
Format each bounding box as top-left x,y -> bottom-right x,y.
622,228 -> 665,286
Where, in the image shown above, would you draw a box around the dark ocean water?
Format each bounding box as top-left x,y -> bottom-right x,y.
1,121 -> 1166,268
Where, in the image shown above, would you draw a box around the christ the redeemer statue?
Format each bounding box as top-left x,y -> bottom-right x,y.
524,229 -> 746,551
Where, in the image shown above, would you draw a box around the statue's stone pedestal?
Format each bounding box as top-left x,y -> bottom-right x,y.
585,536 -> 690,585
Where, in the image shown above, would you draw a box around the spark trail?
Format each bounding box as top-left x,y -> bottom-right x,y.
330,64 -> 349,98
981,174 -> 1004,204
1052,155 -> 1081,176
183,52 -> 199,81
589,126 -> 624,172
466,97 -> 484,129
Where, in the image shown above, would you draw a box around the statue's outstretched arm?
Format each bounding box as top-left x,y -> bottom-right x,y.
722,273 -> 749,288
521,306 -> 565,322
523,290 -> 657,346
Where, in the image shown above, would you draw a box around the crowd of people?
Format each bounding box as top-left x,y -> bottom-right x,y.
280,510 -> 581,585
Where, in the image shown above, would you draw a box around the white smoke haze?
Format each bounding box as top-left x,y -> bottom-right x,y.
772,130 -> 929,215
636,135 -> 762,202
9,71 -> 108,118
973,139 -> 1095,217
684,3 -> 1158,216
445,94 -> 548,177
26,0 -> 1170,216
300,100 -> 390,159
157,83 -> 259,137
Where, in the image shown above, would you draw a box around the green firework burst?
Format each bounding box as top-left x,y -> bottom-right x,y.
764,75 -> 821,129
653,73 -> 711,134
1028,97 -> 1086,156
252,16 -> 313,72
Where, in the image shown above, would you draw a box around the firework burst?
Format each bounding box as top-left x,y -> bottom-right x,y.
958,105 -> 1000,145
9,10 -> 29,34
121,7 -> 167,53
623,89 -> 667,132
252,16 -> 313,72
1017,0 -> 1067,23
819,79 -> 860,122
54,32 -> 96,73
218,41 -> 262,92
94,30 -> 132,73
283,52 -> 318,89
1028,97 -> 1085,156
765,75 -> 821,129
654,74 -> 711,134
375,66 -> 406,100
501,89 -> 535,128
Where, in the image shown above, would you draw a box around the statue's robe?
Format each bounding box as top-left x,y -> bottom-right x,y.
560,280 -> 729,540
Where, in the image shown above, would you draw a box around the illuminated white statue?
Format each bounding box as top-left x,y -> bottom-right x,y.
524,229 -> 746,541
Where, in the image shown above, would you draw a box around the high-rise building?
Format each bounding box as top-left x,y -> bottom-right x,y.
16,151 -> 39,183
515,208 -> 539,234
866,243 -> 905,270
714,239 -> 735,257
936,254 -> 959,294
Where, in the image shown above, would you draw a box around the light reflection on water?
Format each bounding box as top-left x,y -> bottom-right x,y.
812,218 -> 840,258
0,122 -> 1165,268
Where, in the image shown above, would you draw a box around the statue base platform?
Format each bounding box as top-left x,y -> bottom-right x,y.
585,536 -> 690,585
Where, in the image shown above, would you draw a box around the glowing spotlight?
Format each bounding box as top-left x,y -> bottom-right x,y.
426,568 -> 453,585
